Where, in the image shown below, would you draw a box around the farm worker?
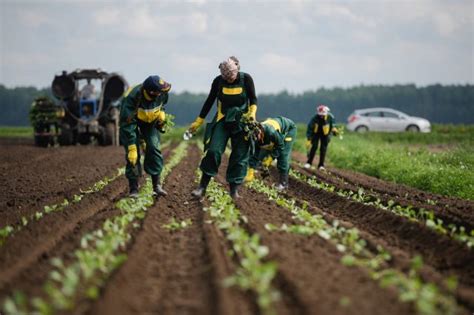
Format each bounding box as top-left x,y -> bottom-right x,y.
244,116 -> 297,191
119,75 -> 171,197
304,105 -> 338,170
80,79 -> 95,100
189,56 -> 258,199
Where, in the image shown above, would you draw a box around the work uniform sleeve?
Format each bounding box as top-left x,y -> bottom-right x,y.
273,134 -> 289,174
119,95 -> 138,146
271,132 -> 285,160
198,76 -> 220,119
244,73 -> 258,106
306,116 -> 315,139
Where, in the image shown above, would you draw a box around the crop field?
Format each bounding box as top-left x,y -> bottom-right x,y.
0,132 -> 473,315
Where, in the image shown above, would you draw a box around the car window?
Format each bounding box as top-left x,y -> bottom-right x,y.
362,111 -> 382,117
382,112 -> 399,119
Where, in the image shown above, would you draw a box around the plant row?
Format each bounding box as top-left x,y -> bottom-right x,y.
0,142 -> 172,246
247,178 -> 459,315
2,141 -> 187,315
201,173 -> 279,314
0,168 -> 124,246
290,168 -> 474,248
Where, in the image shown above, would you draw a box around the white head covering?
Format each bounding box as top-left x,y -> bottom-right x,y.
317,105 -> 330,116
219,57 -> 239,81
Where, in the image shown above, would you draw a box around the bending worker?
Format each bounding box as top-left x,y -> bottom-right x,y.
119,75 -> 171,197
245,116 -> 297,191
305,105 -> 338,170
188,56 -> 258,199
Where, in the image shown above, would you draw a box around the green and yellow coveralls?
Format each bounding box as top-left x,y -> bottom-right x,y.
306,113 -> 335,167
250,116 -> 297,174
119,85 -> 168,181
199,72 -> 258,184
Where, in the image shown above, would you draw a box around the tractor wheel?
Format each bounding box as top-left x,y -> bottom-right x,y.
77,134 -> 91,145
34,135 -> 50,147
99,122 -> 115,146
58,124 -> 74,146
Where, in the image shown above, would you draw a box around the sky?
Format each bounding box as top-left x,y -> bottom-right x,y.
0,0 -> 473,93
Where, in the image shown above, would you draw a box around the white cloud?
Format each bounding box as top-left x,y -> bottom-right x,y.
19,10 -> 52,28
433,12 -> 457,37
259,53 -> 306,75
93,8 -> 120,26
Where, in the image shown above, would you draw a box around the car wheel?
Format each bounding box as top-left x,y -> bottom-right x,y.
355,125 -> 369,133
406,125 -> 420,132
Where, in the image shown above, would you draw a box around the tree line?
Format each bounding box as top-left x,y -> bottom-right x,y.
1,83 -> 472,126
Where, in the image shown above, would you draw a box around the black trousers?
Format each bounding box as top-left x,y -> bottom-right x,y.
307,134 -> 329,167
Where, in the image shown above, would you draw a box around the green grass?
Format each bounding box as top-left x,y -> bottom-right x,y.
295,124 -> 474,200
0,126 -> 33,138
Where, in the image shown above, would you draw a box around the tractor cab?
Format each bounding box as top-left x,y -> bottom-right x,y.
51,68 -> 128,146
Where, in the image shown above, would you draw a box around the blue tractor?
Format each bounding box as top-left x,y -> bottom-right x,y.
51,68 -> 128,146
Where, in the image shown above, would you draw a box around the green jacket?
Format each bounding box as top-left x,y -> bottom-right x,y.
119,85 -> 168,146
260,116 -> 296,159
306,113 -> 335,139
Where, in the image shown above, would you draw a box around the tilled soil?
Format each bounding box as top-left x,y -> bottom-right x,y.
0,144 -> 124,228
0,144 -> 173,308
264,167 -> 474,310
1,142 -> 473,314
292,151 -> 474,228
89,145 -> 255,315
215,160 -> 413,315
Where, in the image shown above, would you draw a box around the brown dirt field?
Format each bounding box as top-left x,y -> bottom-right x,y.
0,144 -> 173,308
89,145 -> 255,315
293,151 -> 474,229
0,141 -> 472,315
215,160 -> 413,315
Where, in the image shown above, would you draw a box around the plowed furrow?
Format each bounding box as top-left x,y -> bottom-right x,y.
89,145 -> 254,315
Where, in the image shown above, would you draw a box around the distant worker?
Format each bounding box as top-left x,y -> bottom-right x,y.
188,56 -> 258,199
304,105 -> 338,170
119,75 -> 171,197
245,116 -> 297,190
80,79 -> 96,100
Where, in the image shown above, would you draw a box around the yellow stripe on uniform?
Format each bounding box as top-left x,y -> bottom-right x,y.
137,107 -> 163,123
222,87 -> 243,95
262,119 -> 281,132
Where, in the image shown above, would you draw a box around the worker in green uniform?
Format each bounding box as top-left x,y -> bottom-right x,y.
119,75 -> 171,197
244,116 -> 297,190
305,105 -> 338,170
188,56 -> 258,198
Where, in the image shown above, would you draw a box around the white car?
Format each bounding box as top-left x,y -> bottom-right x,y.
346,108 -> 431,133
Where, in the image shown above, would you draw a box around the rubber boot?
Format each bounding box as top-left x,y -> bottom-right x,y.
192,173 -> 211,198
152,175 -> 168,197
129,178 -> 139,198
229,183 -> 240,199
276,172 -> 289,191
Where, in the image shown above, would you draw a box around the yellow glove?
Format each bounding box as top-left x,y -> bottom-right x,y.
332,127 -> 339,136
262,156 -> 273,168
157,110 -> 166,123
243,104 -> 257,121
189,117 -> 204,133
306,139 -> 312,150
127,144 -> 138,166
244,168 -> 255,182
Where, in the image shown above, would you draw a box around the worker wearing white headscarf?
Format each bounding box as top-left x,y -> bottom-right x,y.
188,56 -> 258,199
